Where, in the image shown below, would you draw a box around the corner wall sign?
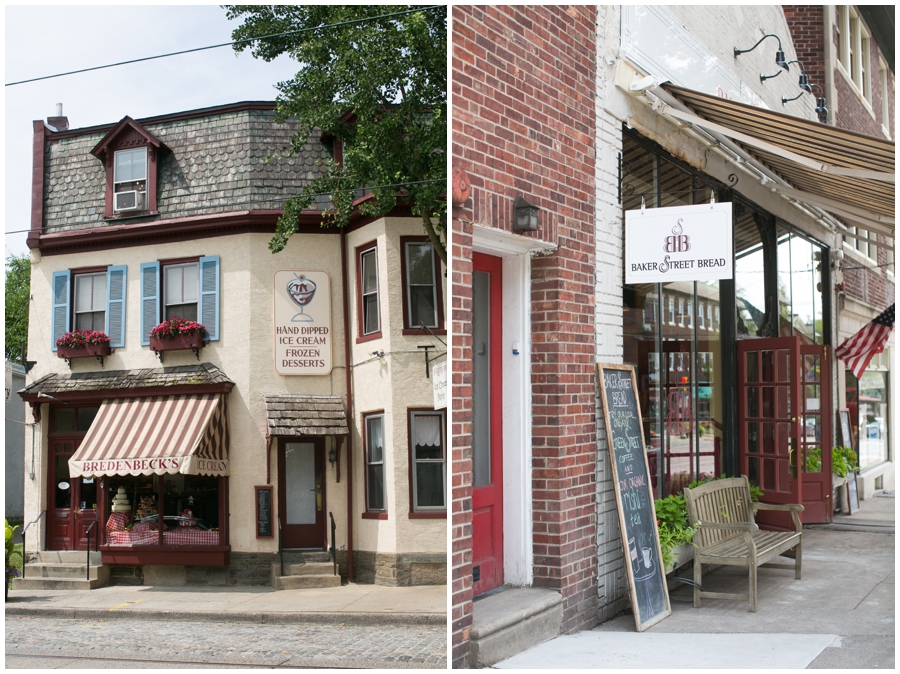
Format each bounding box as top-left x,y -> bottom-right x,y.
625,202 -> 733,284
274,270 -> 333,375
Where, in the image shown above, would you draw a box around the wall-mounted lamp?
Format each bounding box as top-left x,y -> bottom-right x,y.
513,195 -> 539,232
328,447 -> 337,467
734,34 -> 790,71
811,84 -> 829,123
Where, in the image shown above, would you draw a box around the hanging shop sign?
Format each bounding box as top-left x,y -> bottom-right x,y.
273,271 -> 333,376
432,360 -> 447,410
625,202 -> 733,284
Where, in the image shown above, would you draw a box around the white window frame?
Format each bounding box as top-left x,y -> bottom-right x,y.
113,147 -> 148,207
668,296 -> 675,325
698,301 -> 705,329
74,272 -> 107,332
163,261 -> 200,321
880,58 -> 892,139
836,6 -> 875,111
403,241 -> 439,329
409,409 -> 446,512
678,298 -> 685,327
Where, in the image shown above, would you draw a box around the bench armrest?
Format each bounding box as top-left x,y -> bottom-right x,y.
695,520 -> 759,532
752,502 -> 804,532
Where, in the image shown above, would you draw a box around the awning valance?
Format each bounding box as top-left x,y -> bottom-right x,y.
69,394 -> 229,478
657,84 -> 895,236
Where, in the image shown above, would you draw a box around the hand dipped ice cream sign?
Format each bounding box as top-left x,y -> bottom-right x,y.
274,271 -> 332,375
625,202 -> 733,284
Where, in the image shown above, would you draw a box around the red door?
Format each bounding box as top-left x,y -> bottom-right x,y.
279,439 -> 326,549
48,437 -> 99,551
738,337 -> 800,529
798,344 -> 832,523
472,253 -> 503,595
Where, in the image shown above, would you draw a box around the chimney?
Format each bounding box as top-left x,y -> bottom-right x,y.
47,103 -> 69,131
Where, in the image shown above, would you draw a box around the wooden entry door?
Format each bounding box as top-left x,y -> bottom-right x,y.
279,439 -> 326,549
472,252 -> 503,595
738,337 -> 799,529
798,344 -> 832,523
48,437 -> 99,551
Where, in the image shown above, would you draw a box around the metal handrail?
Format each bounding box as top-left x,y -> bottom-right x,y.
278,516 -> 284,577
329,512 -> 337,576
85,521 -> 96,582
20,510 -> 46,579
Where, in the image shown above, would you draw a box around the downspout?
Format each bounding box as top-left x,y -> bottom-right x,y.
341,226 -> 355,582
823,5 -> 837,125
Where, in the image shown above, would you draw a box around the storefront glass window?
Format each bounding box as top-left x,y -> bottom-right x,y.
735,207 -> 768,336
847,369 -> 890,468
621,132 -> 724,497
105,474 -> 222,546
777,229 -> 825,344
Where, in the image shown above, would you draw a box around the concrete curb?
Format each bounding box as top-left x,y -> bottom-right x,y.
5,606 -> 447,627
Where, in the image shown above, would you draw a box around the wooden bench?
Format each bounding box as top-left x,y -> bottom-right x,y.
684,476 -> 803,612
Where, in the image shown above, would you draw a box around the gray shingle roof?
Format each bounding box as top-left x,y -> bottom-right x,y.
19,363 -> 233,395
264,394 -> 349,437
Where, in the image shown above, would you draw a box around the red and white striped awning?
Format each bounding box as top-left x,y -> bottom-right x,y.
69,394 -> 229,478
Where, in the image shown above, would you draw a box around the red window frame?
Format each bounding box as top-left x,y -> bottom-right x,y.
407,408 -> 447,518
361,410 -> 388,519
356,240 -> 382,343
399,236 -> 446,335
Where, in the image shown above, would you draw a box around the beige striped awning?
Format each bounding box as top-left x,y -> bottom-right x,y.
69,394 -> 229,478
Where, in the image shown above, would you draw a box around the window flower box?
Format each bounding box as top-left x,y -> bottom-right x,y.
149,318 -> 208,361
55,331 -> 112,367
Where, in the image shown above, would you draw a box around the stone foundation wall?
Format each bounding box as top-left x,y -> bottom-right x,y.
353,551 -> 446,586
108,552 -> 278,587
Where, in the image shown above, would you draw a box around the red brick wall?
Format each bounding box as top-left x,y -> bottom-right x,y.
783,5 -> 826,99
452,4 -> 598,667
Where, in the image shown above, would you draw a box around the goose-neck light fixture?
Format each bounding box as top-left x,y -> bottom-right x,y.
734,33 -> 790,71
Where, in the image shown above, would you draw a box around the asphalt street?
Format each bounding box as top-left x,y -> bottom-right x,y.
5,615 -> 447,669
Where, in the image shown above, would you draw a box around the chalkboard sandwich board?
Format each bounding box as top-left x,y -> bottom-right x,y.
597,363 -> 671,632
255,485 -> 274,539
846,472 -> 860,515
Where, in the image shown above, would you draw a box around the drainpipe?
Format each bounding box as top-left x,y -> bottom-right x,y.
823,5 -> 836,125
341,226 -> 355,582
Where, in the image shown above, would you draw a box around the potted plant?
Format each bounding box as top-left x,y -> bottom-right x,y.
654,492 -> 697,573
149,317 -> 208,359
5,519 -> 19,601
55,329 -> 112,360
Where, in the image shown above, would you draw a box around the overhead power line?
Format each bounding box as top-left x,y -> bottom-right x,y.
5,6 -> 444,87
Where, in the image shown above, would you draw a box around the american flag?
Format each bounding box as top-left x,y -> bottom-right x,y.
835,304 -> 894,379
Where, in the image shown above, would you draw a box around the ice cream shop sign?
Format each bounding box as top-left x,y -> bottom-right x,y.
273,271 -> 332,375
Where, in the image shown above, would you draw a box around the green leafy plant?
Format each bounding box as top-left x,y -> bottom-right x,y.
5,519 -> 20,591
687,473 -> 763,502
55,329 -> 110,348
832,446 -> 858,478
654,493 -> 696,570
806,447 -> 823,473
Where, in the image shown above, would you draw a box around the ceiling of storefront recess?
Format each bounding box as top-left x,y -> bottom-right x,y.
660,84 -> 894,238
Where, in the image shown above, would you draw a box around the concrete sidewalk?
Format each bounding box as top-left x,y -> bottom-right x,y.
6,582 -> 447,626
498,492 -> 895,669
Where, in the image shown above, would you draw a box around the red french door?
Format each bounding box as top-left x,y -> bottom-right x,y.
48,436 -> 99,551
738,337 -> 800,530
279,439 -> 326,549
737,336 -> 832,527
798,344 -> 832,523
472,253 -> 503,595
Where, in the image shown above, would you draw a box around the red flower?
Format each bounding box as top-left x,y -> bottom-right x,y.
150,317 -> 208,339
56,330 -> 111,348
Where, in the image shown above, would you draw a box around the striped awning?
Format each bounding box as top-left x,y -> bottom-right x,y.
69,394 -> 229,478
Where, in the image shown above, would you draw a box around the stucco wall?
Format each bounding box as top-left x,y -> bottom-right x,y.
23,216 -> 444,563
6,363 -> 26,521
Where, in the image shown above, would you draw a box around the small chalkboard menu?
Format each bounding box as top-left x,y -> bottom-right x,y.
597,364 -> 671,632
255,485 -> 273,539
838,410 -> 854,452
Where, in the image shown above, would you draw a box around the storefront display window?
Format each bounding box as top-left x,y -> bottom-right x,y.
621,132 -> 724,497
846,368 -> 890,468
777,229 -> 826,344
104,474 -> 222,546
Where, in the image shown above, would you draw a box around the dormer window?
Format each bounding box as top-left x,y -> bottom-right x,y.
91,116 -> 167,219
114,148 -> 147,212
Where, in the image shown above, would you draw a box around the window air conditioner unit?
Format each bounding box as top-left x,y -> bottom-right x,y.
114,190 -> 143,213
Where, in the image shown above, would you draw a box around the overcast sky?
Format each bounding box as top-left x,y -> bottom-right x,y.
4,4 -> 302,259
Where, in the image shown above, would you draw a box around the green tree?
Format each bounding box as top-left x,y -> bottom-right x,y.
225,5 -> 447,263
5,254 -> 30,362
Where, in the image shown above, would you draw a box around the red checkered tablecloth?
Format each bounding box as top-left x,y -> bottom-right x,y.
163,529 -> 220,546
105,512 -> 131,533
107,529 -> 159,546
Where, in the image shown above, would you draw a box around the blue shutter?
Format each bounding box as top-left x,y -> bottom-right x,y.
50,270 -> 71,352
106,265 -> 127,348
198,256 -> 220,341
140,262 -> 160,346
